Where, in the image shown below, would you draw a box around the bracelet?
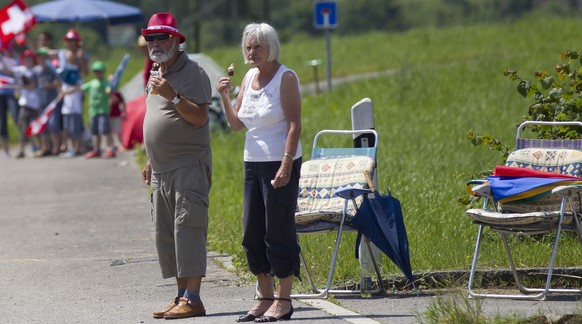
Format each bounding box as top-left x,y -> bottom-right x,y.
283,153 -> 294,161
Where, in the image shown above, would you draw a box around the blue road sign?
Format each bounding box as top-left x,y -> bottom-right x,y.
314,1 -> 338,29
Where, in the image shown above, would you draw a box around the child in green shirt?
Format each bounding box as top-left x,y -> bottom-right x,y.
83,61 -> 115,158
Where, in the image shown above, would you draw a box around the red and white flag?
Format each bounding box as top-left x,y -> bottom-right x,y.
26,99 -> 58,136
0,74 -> 15,89
0,0 -> 36,49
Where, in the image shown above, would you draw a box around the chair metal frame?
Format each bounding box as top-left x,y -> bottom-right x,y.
291,129 -> 385,298
467,121 -> 582,300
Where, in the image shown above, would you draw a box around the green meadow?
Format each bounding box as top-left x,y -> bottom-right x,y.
201,15 -> 582,290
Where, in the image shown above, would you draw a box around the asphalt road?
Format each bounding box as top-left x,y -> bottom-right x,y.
1,150 -> 581,323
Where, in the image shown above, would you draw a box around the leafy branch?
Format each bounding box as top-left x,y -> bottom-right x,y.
503,50 -> 582,139
462,50 -> 582,205
466,130 -> 510,162
469,49 -> 582,154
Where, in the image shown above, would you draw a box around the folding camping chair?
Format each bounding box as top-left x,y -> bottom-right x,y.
465,121 -> 582,300
291,129 -> 385,298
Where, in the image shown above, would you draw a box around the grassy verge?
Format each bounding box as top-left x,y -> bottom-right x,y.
414,289 -> 582,323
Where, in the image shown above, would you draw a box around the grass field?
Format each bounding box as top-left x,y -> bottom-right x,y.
199,15 -> 582,290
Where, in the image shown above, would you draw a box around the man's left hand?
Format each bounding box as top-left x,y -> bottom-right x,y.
142,161 -> 152,185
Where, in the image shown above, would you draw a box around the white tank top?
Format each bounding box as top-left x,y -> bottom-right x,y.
238,64 -> 302,162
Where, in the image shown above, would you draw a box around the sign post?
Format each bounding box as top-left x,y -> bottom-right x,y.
314,1 -> 337,91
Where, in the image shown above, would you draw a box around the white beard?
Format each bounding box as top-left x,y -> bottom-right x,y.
149,43 -> 177,63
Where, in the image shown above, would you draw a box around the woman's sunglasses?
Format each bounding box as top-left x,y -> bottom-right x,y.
144,33 -> 173,43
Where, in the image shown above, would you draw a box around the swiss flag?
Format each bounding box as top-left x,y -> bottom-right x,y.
0,75 -> 16,89
0,0 -> 36,49
26,99 -> 58,136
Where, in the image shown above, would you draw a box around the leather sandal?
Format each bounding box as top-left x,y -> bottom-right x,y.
254,298 -> 293,322
163,297 -> 206,319
236,297 -> 275,322
152,297 -> 179,319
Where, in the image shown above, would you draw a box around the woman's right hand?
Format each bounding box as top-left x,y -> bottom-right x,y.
216,75 -> 246,131
216,77 -> 231,98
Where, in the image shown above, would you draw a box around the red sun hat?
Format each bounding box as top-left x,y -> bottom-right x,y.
20,49 -> 37,64
64,29 -> 81,41
141,12 -> 185,44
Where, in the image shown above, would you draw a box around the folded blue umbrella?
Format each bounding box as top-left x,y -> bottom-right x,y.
487,176 -> 582,203
351,193 -> 415,286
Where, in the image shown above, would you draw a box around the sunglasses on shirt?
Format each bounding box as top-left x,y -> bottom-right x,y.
144,33 -> 173,43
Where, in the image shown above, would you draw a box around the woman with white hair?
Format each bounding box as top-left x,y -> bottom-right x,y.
217,22 -> 302,322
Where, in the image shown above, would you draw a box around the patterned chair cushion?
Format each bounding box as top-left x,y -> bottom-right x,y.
505,148 -> 582,176
500,148 -> 582,212
295,156 -> 375,226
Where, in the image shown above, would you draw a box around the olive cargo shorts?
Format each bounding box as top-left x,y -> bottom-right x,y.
151,160 -> 212,279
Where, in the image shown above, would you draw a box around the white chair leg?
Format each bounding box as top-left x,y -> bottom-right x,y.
468,224 -> 485,299
293,197 -> 388,298
468,206 -> 582,300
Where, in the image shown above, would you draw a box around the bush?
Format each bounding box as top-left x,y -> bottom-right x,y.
504,50 -> 582,139
468,50 -> 582,162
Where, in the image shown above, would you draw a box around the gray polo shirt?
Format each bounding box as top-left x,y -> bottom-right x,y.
143,51 -> 212,173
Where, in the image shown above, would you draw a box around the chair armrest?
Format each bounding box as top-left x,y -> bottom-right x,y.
466,180 -> 492,198
551,184 -> 582,198
335,188 -> 372,200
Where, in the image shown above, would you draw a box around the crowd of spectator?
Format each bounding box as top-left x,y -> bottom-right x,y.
0,29 -> 126,160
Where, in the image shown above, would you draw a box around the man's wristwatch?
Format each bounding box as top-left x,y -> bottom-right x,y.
170,93 -> 181,104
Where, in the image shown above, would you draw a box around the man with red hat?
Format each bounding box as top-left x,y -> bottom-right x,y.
140,12 -> 212,320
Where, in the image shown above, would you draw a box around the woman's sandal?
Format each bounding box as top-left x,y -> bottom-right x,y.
235,297 -> 275,322
253,298 -> 293,322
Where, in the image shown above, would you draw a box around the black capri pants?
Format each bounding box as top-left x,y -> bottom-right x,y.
242,158 -> 302,279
